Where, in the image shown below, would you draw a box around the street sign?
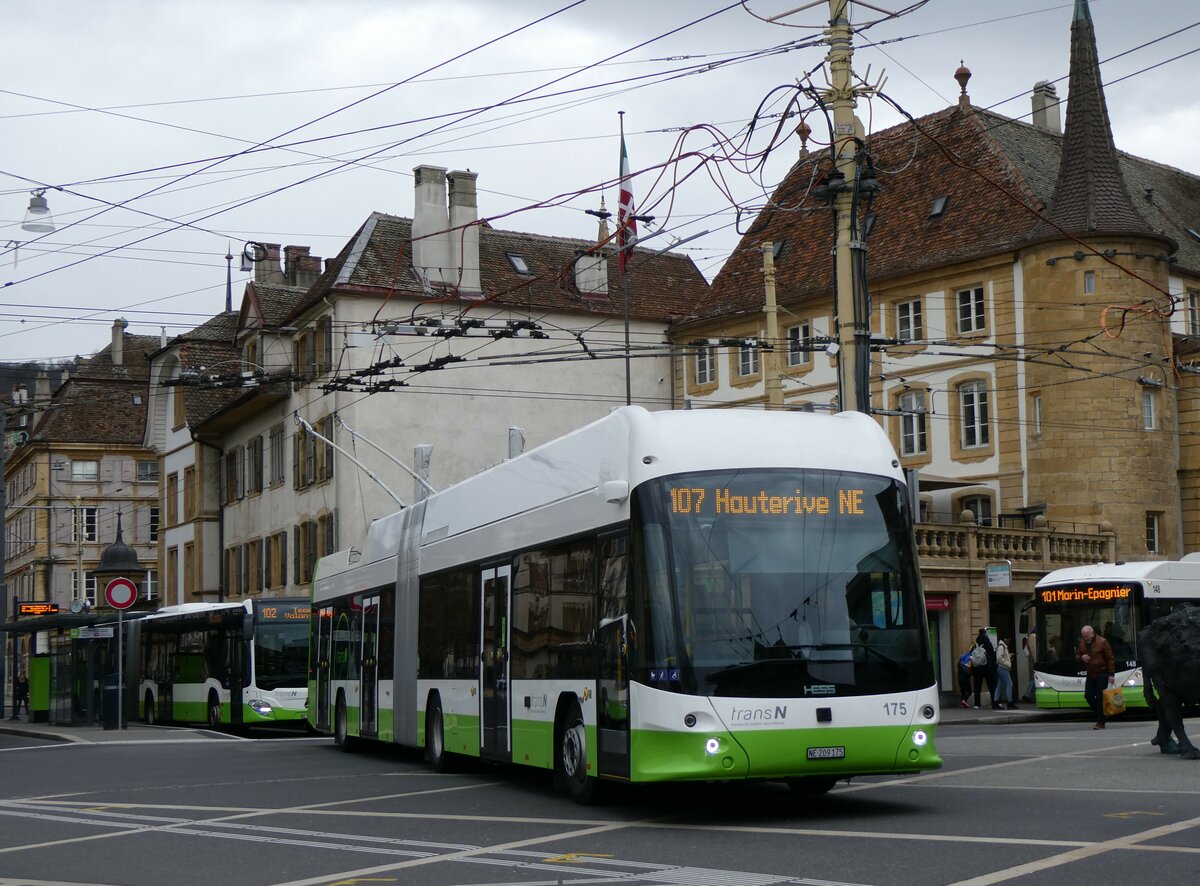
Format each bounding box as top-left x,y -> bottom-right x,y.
72,626 -> 114,639
986,561 -> 1012,588
104,577 -> 138,610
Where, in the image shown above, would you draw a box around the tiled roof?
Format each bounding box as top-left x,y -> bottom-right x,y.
31,377 -> 148,444
700,104 -> 1199,320
290,212 -> 709,323
74,333 -> 161,380
248,281 -> 308,327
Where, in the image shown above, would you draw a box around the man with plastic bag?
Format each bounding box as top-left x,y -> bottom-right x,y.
1076,624 -> 1115,729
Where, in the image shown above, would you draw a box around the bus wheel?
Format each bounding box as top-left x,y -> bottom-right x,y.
787,776 -> 838,796
559,701 -> 597,804
426,696 -> 453,772
144,693 -> 155,726
334,697 -> 354,752
206,693 -> 222,731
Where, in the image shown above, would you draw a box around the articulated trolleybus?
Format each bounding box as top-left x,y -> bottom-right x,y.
1032,556 -> 1200,709
134,597 -> 311,729
309,407 -> 941,800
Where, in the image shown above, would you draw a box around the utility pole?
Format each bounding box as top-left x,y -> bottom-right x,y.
826,0 -> 872,414
762,242 -> 784,410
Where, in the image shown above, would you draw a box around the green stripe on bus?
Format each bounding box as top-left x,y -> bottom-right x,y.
1036,688 -> 1147,709
629,724 -> 940,782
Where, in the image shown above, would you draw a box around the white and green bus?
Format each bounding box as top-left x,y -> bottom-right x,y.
1032,557 -> 1200,709
308,406 -> 941,801
134,597 -> 310,729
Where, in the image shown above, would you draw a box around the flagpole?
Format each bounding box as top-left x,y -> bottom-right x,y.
619,110 -> 631,406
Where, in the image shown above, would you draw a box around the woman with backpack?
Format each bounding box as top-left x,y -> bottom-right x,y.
971,628 -> 999,710
957,647 -> 974,708
995,636 -> 1018,709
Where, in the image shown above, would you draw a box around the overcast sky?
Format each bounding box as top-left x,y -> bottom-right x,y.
1,0 -> 1196,365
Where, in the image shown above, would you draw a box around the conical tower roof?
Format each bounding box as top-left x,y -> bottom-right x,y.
1043,0 -> 1156,239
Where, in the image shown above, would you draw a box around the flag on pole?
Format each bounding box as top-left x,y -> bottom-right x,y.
617,130 -> 636,274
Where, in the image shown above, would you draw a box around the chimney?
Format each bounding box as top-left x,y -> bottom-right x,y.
447,170 -> 481,294
1031,81 -> 1062,132
34,371 -> 50,406
112,318 -> 128,366
411,165 -> 451,288
283,245 -> 323,288
254,243 -> 284,284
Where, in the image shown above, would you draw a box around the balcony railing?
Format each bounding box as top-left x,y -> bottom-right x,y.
914,521 -> 1115,569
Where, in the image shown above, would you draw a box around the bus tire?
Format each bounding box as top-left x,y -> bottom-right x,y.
334,695 -> 355,752
206,692 -> 222,731
426,695 -> 453,772
787,776 -> 838,796
558,700 -> 598,804
144,692 -> 155,726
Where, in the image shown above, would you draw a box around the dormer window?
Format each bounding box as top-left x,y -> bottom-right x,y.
506,253 -> 532,275
772,239 -> 787,261
929,196 -> 950,218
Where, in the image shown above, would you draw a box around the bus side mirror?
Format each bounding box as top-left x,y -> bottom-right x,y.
1018,614 -> 1029,633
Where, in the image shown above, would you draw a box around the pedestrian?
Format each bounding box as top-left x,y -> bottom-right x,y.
1021,626 -> 1038,703
957,647 -> 974,709
995,636 -> 1018,709
971,628 -> 1000,710
1076,624 -> 1115,729
14,671 -> 30,718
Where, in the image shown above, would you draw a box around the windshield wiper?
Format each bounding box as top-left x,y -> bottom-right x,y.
704,654 -> 808,683
798,642 -> 904,672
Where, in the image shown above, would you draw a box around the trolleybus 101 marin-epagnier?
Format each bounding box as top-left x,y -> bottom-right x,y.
1031,556 -> 1200,709
307,406 -> 942,800
132,597 -> 311,729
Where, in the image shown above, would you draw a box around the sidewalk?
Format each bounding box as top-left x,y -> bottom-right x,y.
0,715 -> 230,744
937,696 -> 1086,727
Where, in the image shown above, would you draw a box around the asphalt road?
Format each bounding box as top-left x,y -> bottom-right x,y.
1,718 -> 1198,886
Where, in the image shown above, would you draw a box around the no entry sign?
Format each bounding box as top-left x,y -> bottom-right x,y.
104,577 -> 138,610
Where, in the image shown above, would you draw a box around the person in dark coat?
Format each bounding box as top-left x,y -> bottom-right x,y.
1077,624 -> 1115,729
971,629 -> 1000,710
14,671 -> 30,717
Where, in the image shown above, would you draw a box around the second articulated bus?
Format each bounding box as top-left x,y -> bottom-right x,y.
1032,557 -> 1200,708
308,406 -> 942,800
133,597 -> 311,729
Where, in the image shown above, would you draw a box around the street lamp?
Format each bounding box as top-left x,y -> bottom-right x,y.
21,190 -> 56,234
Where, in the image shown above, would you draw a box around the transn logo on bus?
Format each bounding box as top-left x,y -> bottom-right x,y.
804,684 -> 836,695
728,705 -> 787,723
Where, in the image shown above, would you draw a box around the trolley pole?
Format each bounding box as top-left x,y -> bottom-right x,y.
826,0 -> 871,413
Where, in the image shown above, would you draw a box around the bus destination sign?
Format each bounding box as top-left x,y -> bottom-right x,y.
669,486 -> 868,517
258,602 -> 311,622
1036,584 -> 1134,605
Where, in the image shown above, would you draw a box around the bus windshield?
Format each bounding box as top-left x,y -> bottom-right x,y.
253,602 -> 311,690
633,468 -> 932,698
1034,582 -> 1139,675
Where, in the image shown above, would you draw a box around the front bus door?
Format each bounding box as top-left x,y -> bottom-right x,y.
480,565 -> 511,761
359,595 -> 380,737
315,605 -> 332,731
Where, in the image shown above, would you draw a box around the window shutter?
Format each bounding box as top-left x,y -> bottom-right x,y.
280,532 -> 288,587
324,422 -> 334,480
257,542 -> 265,591
292,433 -> 300,489
292,526 -> 300,586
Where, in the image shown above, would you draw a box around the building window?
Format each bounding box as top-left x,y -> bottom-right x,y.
786,322 -> 811,367
316,415 -> 335,482
168,547 -> 179,602
73,571 -> 97,604
183,543 -> 195,597
149,506 -> 160,543
184,465 -> 197,519
144,570 -> 158,601
897,300 -> 923,342
247,435 -> 264,495
1031,393 -> 1042,436
959,380 -> 990,449
71,460 -> 99,482
269,423 -> 286,486
136,460 -> 160,483
961,494 -> 993,526
225,447 -> 244,502
1084,270 -> 1096,295
1189,290 -> 1200,337
1146,512 -> 1162,554
956,286 -> 986,334
695,346 -> 715,385
268,531 -> 288,589
737,343 -> 759,377
166,473 -> 178,526
898,390 -> 927,456
1143,389 -> 1157,430
315,316 -> 334,374
172,388 -> 186,430
506,253 -> 532,275
72,507 -> 98,543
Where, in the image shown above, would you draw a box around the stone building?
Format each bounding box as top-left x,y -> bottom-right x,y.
669,0 -> 1199,690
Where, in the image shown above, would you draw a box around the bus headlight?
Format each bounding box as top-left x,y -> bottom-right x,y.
1123,669 -> 1142,688
250,700 -> 273,716
705,737 -> 721,755
912,730 -> 928,747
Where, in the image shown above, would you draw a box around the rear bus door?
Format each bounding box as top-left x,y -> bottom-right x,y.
480,565 -> 512,761
315,605 -> 333,731
360,595 -> 380,737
